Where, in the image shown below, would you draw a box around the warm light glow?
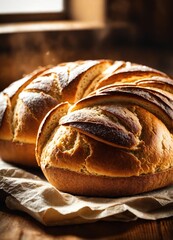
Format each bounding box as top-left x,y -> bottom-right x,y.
0,0 -> 64,14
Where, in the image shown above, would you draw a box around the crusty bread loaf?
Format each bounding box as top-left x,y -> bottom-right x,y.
1,59 -> 173,197
35,61 -> 173,196
0,60 -> 111,166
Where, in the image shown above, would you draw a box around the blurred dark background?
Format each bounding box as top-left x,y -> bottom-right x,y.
0,0 -> 172,91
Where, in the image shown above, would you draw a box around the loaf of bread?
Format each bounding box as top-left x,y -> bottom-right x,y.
35,60 -> 173,197
0,60 -> 111,166
1,59 -> 173,197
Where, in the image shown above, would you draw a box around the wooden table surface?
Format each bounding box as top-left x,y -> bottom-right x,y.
0,191 -> 173,240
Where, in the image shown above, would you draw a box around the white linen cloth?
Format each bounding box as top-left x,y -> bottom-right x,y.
0,160 -> 173,226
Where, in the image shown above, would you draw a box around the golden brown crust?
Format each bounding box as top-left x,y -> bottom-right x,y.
0,140 -> 36,167
0,94 -> 13,140
41,165 -> 173,197
36,102 -> 70,166
1,58 -> 173,200
61,60 -> 112,103
0,60 -> 111,166
35,60 -> 173,196
36,106 -> 173,178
